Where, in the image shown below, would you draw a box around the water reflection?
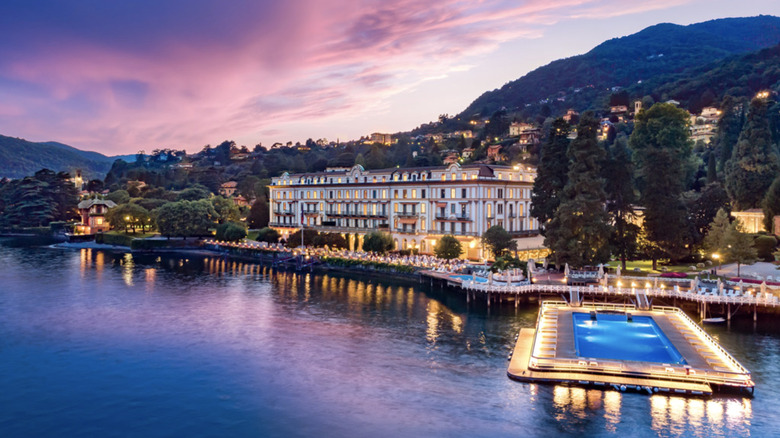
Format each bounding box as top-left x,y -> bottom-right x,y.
650,394 -> 751,436
0,244 -> 770,437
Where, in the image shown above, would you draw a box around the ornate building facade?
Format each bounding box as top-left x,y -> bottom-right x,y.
269,163 -> 543,260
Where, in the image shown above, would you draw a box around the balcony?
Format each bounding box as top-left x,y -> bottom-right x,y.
435,214 -> 471,222
274,210 -> 295,216
269,222 -> 297,228
396,211 -> 419,218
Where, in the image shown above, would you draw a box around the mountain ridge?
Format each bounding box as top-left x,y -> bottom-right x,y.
0,134 -> 131,180
461,15 -> 780,118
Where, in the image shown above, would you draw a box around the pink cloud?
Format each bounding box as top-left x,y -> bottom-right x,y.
0,0 -> 696,154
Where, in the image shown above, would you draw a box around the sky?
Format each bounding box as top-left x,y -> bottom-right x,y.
0,0 -> 778,155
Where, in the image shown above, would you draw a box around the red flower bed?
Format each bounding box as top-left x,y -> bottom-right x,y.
660,272 -> 687,278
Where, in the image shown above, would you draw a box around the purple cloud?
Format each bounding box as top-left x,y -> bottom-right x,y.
0,0 -> 695,154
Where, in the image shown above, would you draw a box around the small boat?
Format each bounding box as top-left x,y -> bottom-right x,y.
702,317 -> 726,324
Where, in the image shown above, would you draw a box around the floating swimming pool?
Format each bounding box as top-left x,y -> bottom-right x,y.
572,312 -> 687,365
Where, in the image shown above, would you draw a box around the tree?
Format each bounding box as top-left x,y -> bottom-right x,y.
716,95 -> 744,171
285,229 -> 319,248
105,203 -> 151,234
702,208 -> 731,258
482,225 -> 516,259
255,227 -> 280,244
211,196 -> 241,224
176,185 -> 210,201
312,232 -> 348,249
106,189 -> 130,205
362,231 -> 394,254
630,103 -> 695,261
725,96 -> 780,210
530,118 -> 570,233
545,112 -> 612,267
154,200 -> 217,238
725,218 -> 757,277
434,235 -> 463,260
763,175 -> 780,232
706,152 -> 717,184
0,170 -> 78,227
215,222 -> 246,242
684,182 -> 730,246
604,135 -> 639,269
248,198 -> 269,229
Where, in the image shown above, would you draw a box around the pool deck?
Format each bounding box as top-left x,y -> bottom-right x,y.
507,301 -> 755,396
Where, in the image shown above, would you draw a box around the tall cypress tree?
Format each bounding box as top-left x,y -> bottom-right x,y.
630,103 -> 695,262
604,134 -> 639,269
530,118 -> 570,235
725,96 -> 780,210
545,112 -> 611,267
716,95 -> 744,171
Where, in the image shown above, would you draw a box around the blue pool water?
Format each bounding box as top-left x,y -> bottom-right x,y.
452,274 -> 489,283
572,313 -> 687,365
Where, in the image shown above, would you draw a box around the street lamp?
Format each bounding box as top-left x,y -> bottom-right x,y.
713,253 -> 720,275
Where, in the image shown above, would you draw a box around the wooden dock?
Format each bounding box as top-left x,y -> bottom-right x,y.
507,302 -> 755,396
508,329 -> 713,395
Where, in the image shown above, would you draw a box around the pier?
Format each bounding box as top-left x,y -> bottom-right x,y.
507,301 -> 755,396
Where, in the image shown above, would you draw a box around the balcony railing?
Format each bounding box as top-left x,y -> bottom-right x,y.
396,211 -> 419,218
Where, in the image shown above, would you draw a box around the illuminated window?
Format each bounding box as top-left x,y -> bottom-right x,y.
421,203 -> 426,213
382,189 -> 387,198
450,188 -> 455,198
471,174 -> 477,180
412,189 -> 417,199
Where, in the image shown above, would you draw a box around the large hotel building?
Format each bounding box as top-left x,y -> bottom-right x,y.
268,163 -> 545,260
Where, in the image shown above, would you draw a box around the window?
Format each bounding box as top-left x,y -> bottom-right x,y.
497,204 -> 503,214
487,189 -> 492,198
373,190 -> 377,199
461,188 -> 467,198
412,189 -> 417,199
498,189 -> 504,198
394,190 -> 399,199
441,189 -> 446,198
487,204 -> 492,217
451,204 -> 456,214
450,188 -> 455,199
382,189 -> 387,199
421,203 -> 426,213
403,189 -> 407,199
421,189 -> 426,199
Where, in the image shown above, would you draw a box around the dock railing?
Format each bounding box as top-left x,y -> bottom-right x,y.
459,280 -> 780,308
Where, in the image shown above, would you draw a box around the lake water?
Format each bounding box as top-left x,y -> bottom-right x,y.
0,242 -> 778,437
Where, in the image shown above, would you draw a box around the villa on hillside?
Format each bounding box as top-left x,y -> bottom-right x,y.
76,198 -> 117,234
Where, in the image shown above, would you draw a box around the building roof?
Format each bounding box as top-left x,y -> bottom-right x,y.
221,181 -> 238,188
77,199 -> 117,209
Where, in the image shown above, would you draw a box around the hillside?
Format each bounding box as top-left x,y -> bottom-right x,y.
461,15 -> 780,117
632,43 -> 780,111
0,135 -> 126,180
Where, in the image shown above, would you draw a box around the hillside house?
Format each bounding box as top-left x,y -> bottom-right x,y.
219,181 -> 238,197
77,199 -> 117,234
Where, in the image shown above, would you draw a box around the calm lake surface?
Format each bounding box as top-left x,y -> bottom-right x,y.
1,242 -> 778,437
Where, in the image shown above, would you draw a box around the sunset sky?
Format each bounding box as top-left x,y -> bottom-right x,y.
0,0 -> 777,155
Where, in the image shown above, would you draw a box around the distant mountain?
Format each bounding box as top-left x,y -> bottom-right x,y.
461,15 -> 780,117
0,135 -> 130,180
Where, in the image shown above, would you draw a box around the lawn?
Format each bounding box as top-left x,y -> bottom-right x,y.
106,230 -> 158,239
246,230 -> 260,241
